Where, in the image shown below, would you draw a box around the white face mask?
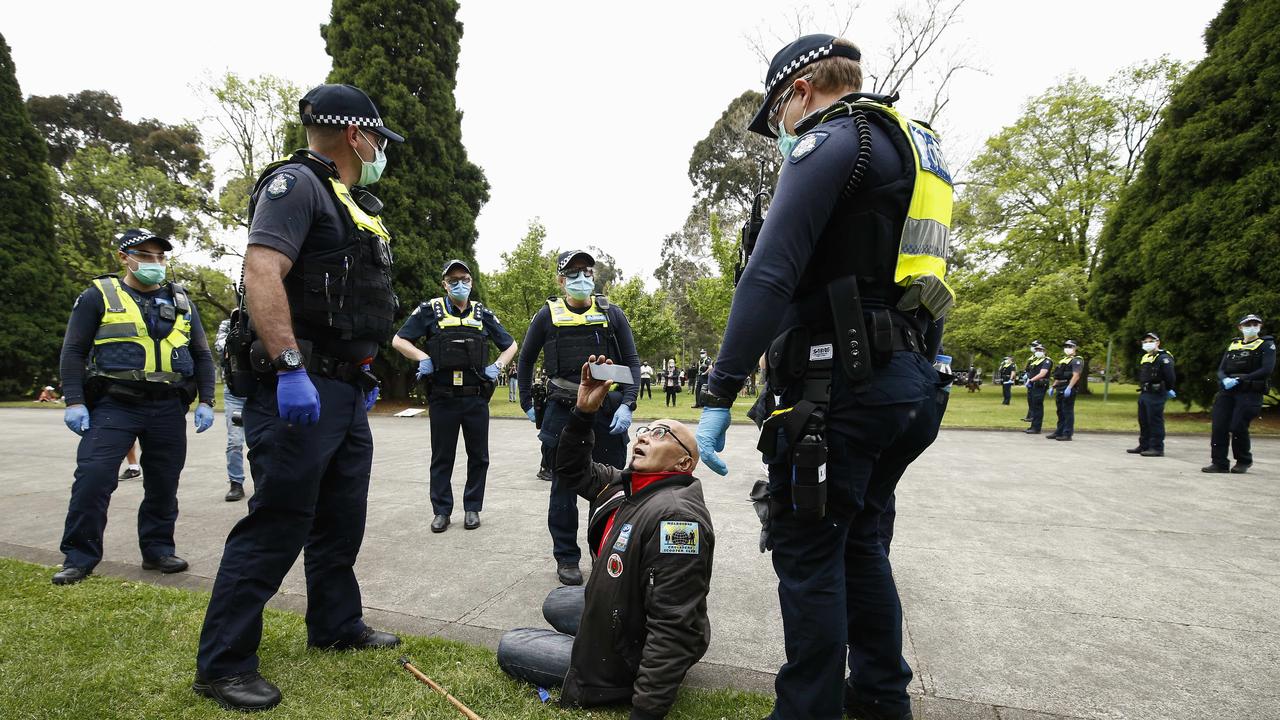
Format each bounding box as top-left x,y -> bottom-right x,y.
1241,325 -> 1261,338
1034,350 -> 1045,359
1064,348 -> 1075,356
1142,342 -> 1157,353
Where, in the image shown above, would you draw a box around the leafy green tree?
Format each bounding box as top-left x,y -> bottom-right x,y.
688,91 -> 779,216
0,33 -> 75,397
1092,0 -> 1280,408
686,212 -> 737,341
484,220 -> 559,352
321,0 -> 489,325
609,277 -> 681,363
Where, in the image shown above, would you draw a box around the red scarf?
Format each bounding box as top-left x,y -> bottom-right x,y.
596,471 -> 686,555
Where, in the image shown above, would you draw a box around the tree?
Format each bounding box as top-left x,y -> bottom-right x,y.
484,220 -> 559,353
1092,0 -> 1280,408
169,262 -> 237,341
0,32 -> 75,397
687,91 -> 779,217
685,212 -> 738,342
321,0 -> 489,332
609,277 -> 681,363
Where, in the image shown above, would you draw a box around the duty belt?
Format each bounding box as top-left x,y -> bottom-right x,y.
430,384 -> 483,398
547,377 -> 580,405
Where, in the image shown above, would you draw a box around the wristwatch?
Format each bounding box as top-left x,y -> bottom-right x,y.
272,348 -> 304,372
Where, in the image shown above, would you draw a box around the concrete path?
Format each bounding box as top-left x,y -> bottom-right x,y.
4,408 -> 1278,719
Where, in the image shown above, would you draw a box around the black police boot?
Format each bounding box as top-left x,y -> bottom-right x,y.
1056,435 -> 1073,441
1201,464 -> 1229,473
1044,433 -> 1059,440
464,511 -> 481,530
844,681 -> 913,720
193,671 -> 281,712
1230,462 -> 1252,474
430,515 -> 450,533
1022,428 -> 1039,434
1126,446 -> 1145,454
142,555 -> 189,574
1140,449 -> 1163,457
537,467 -> 552,482
225,482 -> 245,502
314,626 -> 401,651
52,566 -> 91,585
557,561 -> 583,586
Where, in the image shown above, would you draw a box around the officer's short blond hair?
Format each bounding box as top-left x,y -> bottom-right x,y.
773,37 -> 864,105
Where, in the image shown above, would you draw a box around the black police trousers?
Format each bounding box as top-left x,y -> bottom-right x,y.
539,397 -> 627,564
765,352 -> 943,720
1137,392 -> 1167,452
1053,387 -> 1076,437
197,375 -> 372,678
1002,382 -> 1012,404
428,392 -> 489,516
1027,385 -> 1047,431
1210,390 -> 1263,467
60,396 -> 187,570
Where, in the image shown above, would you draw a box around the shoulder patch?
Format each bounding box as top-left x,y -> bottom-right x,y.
789,131 -> 829,163
265,172 -> 296,200
659,521 -> 700,555
613,523 -> 633,553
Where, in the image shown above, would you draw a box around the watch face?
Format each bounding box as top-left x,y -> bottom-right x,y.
280,348 -> 303,368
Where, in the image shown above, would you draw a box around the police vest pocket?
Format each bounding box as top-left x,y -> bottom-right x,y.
95,343 -> 146,371
171,346 -> 195,375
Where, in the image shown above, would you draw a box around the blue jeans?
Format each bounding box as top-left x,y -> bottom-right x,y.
224,389 -> 246,484
497,586 -> 584,688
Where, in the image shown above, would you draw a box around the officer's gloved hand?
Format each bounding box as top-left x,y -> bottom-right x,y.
1166,389 -> 1177,399
483,362 -> 501,381
415,358 -> 433,380
1222,377 -> 1239,390
276,368 -> 321,427
525,407 -> 537,423
1048,387 -> 1055,397
64,405 -> 90,436
1024,381 -> 1033,389
194,404 -> 215,433
364,386 -> 379,411
1063,387 -> 1073,398
696,407 -> 731,476
609,404 -> 632,435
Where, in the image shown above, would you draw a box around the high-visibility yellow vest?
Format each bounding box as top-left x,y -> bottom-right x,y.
431,297 -> 484,330
89,276 -> 192,384
547,296 -> 610,327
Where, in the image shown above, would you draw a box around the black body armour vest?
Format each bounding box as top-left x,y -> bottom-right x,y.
249,151 -> 398,346
423,298 -> 489,386
1223,340 -> 1265,375
543,296 -> 618,381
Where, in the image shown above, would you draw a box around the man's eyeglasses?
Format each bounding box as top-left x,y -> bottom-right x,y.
636,424 -> 693,458
560,268 -> 595,280
767,73 -> 812,135
445,276 -> 471,288
125,249 -> 167,263
358,128 -> 388,152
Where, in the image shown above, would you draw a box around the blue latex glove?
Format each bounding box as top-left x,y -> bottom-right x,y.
609,404 -> 633,435
64,405 -> 90,435
1222,377 -> 1239,390
695,407 -> 731,476
415,357 -> 433,380
276,368 -> 320,426
1166,389 -> 1177,399
1048,387 -> 1055,397
194,404 -> 214,433
1024,381 -> 1033,389
1063,387 -> 1073,398
483,362 -> 501,381
364,386 -> 379,411
526,407 -> 537,423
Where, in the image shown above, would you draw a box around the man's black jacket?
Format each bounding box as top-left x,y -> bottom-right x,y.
556,407 -> 714,720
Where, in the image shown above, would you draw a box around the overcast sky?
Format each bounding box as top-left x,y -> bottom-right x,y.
6,0 -> 1222,283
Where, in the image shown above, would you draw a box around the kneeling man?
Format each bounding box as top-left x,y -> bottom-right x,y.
499,356 -> 714,720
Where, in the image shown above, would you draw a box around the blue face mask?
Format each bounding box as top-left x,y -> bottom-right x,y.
131,261 -> 166,286
1241,325 -> 1261,338
566,276 -> 594,301
447,280 -> 471,302
355,132 -> 387,185
773,89 -> 808,159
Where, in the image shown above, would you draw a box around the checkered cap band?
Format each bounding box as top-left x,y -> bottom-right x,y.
765,42 -> 836,98
307,114 -> 385,128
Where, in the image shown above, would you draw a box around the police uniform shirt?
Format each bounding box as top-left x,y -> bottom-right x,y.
396,300 -> 514,384
248,159 -> 374,360
706,111 -> 910,398
59,282 -> 216,406
516,301 -> 642,411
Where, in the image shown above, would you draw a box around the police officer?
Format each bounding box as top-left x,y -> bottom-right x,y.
1046,340 -> 1083,441
195,84 -> 403,711
1024,343 -> 1052,433
518,250 -> 641,586
391,259 -> 517,532
997,355 -> 1017,405
54,229 -> 216,585
1203,314 -> 1275,474
696,35 -> 951,720
691,349 -> 712,407
1128,332 -> 1176,457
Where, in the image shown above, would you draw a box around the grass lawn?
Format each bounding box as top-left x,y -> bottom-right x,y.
0,558 -> 770,719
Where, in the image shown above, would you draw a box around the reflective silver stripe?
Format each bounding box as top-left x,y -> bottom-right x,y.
95,323 -> 139,340
98,278 -> 126,313
900,218 -> 950,258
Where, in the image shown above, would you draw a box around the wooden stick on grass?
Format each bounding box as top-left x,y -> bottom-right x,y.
397,656 -> 483,720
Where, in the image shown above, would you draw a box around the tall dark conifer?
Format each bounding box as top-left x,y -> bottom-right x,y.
0,33 -> 74,397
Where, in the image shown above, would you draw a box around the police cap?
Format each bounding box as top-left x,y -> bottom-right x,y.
299,84 -> 405,144
1063,340 -> 1079,348
1238,313 -> 1263,325
441,259 -> 472,277
748,34 -> 862,138
1142,332 -> 1160,341
117,228 -> 173,252
556,250 -> 595,273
